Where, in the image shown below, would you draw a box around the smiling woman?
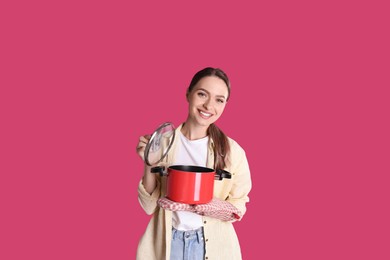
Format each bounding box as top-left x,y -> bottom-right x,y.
135,67 -> 252,260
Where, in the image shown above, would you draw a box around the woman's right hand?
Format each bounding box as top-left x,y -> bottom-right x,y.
137,134 -> 158,194
136,135 -> 151,161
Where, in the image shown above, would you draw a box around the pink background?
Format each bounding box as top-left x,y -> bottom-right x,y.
1,0 -> 389,259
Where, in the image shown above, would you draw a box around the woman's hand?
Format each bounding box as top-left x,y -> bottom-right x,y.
136,135 -> 151,161
136,134 -> 158,194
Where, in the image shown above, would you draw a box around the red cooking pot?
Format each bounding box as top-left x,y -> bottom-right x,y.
144,122 -> 231,204
151,165 -> 231,204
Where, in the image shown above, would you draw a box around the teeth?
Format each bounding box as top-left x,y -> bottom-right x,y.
200,111 -> 211,117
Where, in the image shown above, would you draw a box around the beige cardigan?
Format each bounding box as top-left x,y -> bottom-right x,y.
137,124 -> 252,260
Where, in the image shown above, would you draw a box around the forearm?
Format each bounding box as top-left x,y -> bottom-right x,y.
138,167 -> 161,215
141,164 -> 157,195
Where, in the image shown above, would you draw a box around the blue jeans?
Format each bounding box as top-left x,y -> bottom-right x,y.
170,227 -> 205,260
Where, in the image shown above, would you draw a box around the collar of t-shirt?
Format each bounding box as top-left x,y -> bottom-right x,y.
174,132 -> 209,167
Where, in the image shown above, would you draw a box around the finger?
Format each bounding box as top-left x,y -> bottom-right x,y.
136,134 -> 152,159
136,143 -> 146,153
136,142 -> 146,149
139,135 -> 149,144
137,135 -> 151,149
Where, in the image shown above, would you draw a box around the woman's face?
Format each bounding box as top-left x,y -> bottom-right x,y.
187,76 -> 229,128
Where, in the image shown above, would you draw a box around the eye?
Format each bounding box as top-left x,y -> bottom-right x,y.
197,92 -> 207,98
217,99 -> 225,104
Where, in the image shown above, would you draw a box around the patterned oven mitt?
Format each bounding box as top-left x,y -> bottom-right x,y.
194,198 -> 242,221
157,197 -> 195,212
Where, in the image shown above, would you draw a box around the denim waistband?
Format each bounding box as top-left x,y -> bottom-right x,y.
172,227 -> 204,243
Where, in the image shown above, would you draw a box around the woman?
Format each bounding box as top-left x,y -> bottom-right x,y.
136,67 -> 252,260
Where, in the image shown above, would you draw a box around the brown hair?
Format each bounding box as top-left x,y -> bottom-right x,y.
187,67 -> 231,171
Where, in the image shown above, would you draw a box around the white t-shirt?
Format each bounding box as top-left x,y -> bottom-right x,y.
172,132 -> 209,231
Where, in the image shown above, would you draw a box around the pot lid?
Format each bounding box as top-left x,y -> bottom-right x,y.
144,122 -> 176,166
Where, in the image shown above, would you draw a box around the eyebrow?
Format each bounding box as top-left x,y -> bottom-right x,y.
197,88 -> 227,99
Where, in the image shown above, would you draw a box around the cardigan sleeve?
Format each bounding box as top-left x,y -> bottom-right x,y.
137,177 -> 161,215
226,142 -> 252,220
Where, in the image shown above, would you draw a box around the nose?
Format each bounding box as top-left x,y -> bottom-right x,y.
203,99 -> 211,110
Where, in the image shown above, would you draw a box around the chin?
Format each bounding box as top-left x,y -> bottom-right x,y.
198,119 -> 216,127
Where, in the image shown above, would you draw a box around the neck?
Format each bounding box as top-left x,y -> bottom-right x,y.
181,121 -> 209,140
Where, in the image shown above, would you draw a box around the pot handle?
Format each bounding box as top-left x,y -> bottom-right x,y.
215,169 -> 232,180
151,166 -> 167,176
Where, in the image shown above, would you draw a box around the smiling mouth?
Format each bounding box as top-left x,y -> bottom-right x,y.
199,110 -> 212,118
